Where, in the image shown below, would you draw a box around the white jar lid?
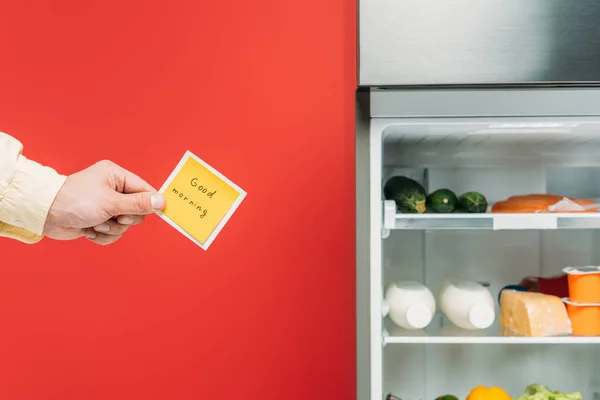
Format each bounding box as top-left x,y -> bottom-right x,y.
405,304 -> 433,329
468,303 -> 495,329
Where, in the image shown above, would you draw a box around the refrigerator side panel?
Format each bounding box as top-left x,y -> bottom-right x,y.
356,91 -> 371,400
370,119 -> 386,400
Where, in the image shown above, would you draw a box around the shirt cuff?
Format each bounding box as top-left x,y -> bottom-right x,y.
0,155 -> 67,236
0,221 -> 44,244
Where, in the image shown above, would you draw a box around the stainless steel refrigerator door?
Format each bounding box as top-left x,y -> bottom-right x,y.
359,0 -> 600,86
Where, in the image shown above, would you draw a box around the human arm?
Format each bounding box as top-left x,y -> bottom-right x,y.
0,131 -> 165,245
0,132 -> 66,243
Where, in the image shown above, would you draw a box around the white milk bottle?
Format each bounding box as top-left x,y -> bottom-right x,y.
439,280 -> 496,330
384,281 -> 436,330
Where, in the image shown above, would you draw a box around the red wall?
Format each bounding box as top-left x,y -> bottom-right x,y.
0,1 -> 355,399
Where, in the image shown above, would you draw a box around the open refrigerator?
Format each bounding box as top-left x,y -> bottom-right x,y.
356,2 -> 600,400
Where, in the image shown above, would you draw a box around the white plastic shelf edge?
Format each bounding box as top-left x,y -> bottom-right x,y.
385,202 -> 600,230
384,335 -> 600,344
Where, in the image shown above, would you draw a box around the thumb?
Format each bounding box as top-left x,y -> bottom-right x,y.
109,192 -> 166,216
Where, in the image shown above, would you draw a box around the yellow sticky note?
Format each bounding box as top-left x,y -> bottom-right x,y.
157,151 -> 246,250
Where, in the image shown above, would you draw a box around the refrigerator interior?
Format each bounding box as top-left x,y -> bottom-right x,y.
378,118 -> 600,400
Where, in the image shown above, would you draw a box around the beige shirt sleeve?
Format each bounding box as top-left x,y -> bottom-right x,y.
0,132 -> 67,243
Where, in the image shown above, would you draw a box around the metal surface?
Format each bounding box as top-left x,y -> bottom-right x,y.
370,88 -> 600,118
359,0 -> 600,86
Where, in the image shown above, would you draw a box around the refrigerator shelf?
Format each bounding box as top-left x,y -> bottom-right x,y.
383,319 -> 600,344
383,201 -> 600,230
384,334 -> 600,345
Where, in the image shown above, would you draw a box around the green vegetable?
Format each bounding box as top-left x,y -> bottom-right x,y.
515,384 -> 582,400
427,189 -> 458,213
458,191 -> 488,213
383,176 -> 427,213
525,385 -> 546,395
436,395 -> 459,400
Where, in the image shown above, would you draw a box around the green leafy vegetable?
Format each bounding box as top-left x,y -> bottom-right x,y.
515,384 -> 582,400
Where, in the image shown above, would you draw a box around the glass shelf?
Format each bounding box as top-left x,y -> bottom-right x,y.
384,333 -> 600,345
383,201 -> 600,230
393,213 -> 600,230
384,321 -> 600,345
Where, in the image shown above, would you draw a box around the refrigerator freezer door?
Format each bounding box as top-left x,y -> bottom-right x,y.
359,0 -> 600,86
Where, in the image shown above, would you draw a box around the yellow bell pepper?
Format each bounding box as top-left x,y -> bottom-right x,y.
467,386 -> 512,400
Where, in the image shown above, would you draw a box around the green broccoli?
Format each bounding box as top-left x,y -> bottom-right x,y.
516,384 -> 582,400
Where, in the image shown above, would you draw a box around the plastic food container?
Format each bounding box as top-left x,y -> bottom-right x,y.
562,298 -> 600,336
563,266 -> 600,303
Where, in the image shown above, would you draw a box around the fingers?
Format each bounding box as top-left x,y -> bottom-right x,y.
99,161 -> 166,217
110,163 -> 157,194
84,216 -> 144,245
93,216 -> 144,235
85,229 -> 123,245
108,191 -> 166,216
116,215 -> 144,225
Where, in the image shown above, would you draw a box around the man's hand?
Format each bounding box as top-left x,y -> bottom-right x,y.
43,160 -> 165,245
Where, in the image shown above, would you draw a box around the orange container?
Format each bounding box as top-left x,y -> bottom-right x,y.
563,298 -> 600,336
563,267 -> 600,303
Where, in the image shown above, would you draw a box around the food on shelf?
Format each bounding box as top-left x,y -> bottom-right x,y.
457,192 -> 488,213
515,195 -> 598,212
507,269 -> 600,336
562,298 -> 600,336
439,280 -> 496,330
383,176 -> 427,213
497,284 -> 528,305
563,266 -> 600,303
510,194 -> 565,202
384,281 -> 435,329
426,188 -> 458,213
499,290 -> 572,337
514,274 -> 569,298
515,384 -> 582,400
387,186 -> 600,215
389,385 -> 582,400
552,198 -> 597,212
493,198 -> 554,213
467,386 -> 511,400
492,194 -> 598,213
382,177 -> 490,214
436,395 -> 459,400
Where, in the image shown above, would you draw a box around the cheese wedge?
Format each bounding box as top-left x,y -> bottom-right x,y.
499,290 -> 572,336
